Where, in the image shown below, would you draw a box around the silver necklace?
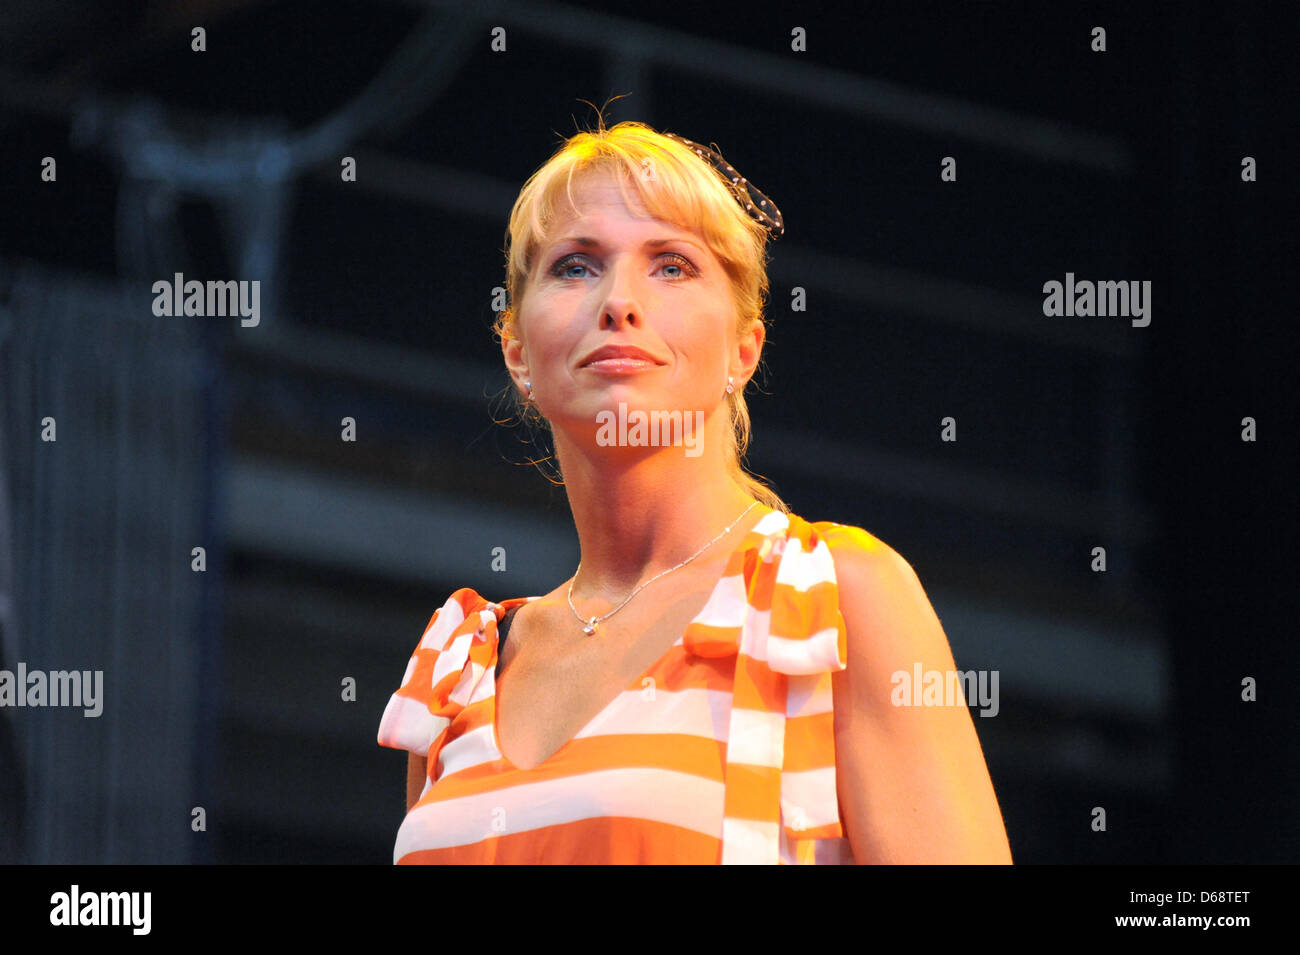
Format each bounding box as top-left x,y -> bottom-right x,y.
566,501 -> 759,635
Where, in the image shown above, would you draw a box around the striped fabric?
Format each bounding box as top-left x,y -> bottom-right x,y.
377,505 -> 859,864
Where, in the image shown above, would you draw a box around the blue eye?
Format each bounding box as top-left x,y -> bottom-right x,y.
550,253 -> 698,279
551,256 -> 589,279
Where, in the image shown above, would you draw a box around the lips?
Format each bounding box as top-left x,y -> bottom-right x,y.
580,345 -> 665,367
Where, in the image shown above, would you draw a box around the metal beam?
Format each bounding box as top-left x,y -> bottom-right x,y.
410,0 -> 1135,174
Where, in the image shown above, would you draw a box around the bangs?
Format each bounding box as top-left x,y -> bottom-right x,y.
505,126 -> 765,302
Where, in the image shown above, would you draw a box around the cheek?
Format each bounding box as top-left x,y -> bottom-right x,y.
518,302 -> 570,361
677,322 -> 730,368
532,327 -> 584,377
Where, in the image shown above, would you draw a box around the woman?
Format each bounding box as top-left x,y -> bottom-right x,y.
378,117 -> 1013,864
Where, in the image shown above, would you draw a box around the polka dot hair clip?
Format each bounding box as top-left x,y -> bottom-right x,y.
663,132 -> 785,240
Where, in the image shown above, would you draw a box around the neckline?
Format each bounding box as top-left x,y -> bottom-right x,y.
489,502 -> 779,772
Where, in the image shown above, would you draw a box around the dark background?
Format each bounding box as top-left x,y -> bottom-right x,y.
0,0 -> 1295,864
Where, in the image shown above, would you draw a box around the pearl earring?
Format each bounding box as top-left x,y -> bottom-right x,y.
725,376 -> 735,396
524,380 -> 532,402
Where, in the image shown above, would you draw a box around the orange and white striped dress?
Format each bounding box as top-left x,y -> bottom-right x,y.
377,505 -> 859,864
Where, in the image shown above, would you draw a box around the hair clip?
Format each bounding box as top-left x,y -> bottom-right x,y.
663,132 -> 784,240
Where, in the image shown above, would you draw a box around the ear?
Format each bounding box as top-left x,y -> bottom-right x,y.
729,319 -> 765,388
501,317 -> 529,388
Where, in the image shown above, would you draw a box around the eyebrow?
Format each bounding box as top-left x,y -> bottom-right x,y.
549,236 -> 703,252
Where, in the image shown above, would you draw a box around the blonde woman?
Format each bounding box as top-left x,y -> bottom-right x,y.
378,117 -> 1012,864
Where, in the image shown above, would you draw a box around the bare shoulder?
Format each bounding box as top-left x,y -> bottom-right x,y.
814,520 -> 953,684
814,521 -> 922,600
814,520 -> 1014,862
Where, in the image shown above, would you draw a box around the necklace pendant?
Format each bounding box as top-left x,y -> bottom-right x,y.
583,617 -> 597,635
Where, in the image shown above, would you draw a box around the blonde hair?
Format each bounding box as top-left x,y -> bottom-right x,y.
492,113 -> 788,514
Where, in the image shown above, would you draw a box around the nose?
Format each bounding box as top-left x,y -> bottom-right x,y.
598,258 -> 643,329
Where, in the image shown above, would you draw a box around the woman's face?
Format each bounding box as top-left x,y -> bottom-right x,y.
505,168 -> 760,443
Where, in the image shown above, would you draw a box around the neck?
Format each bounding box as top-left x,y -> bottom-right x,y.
552,410 -> 761,606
